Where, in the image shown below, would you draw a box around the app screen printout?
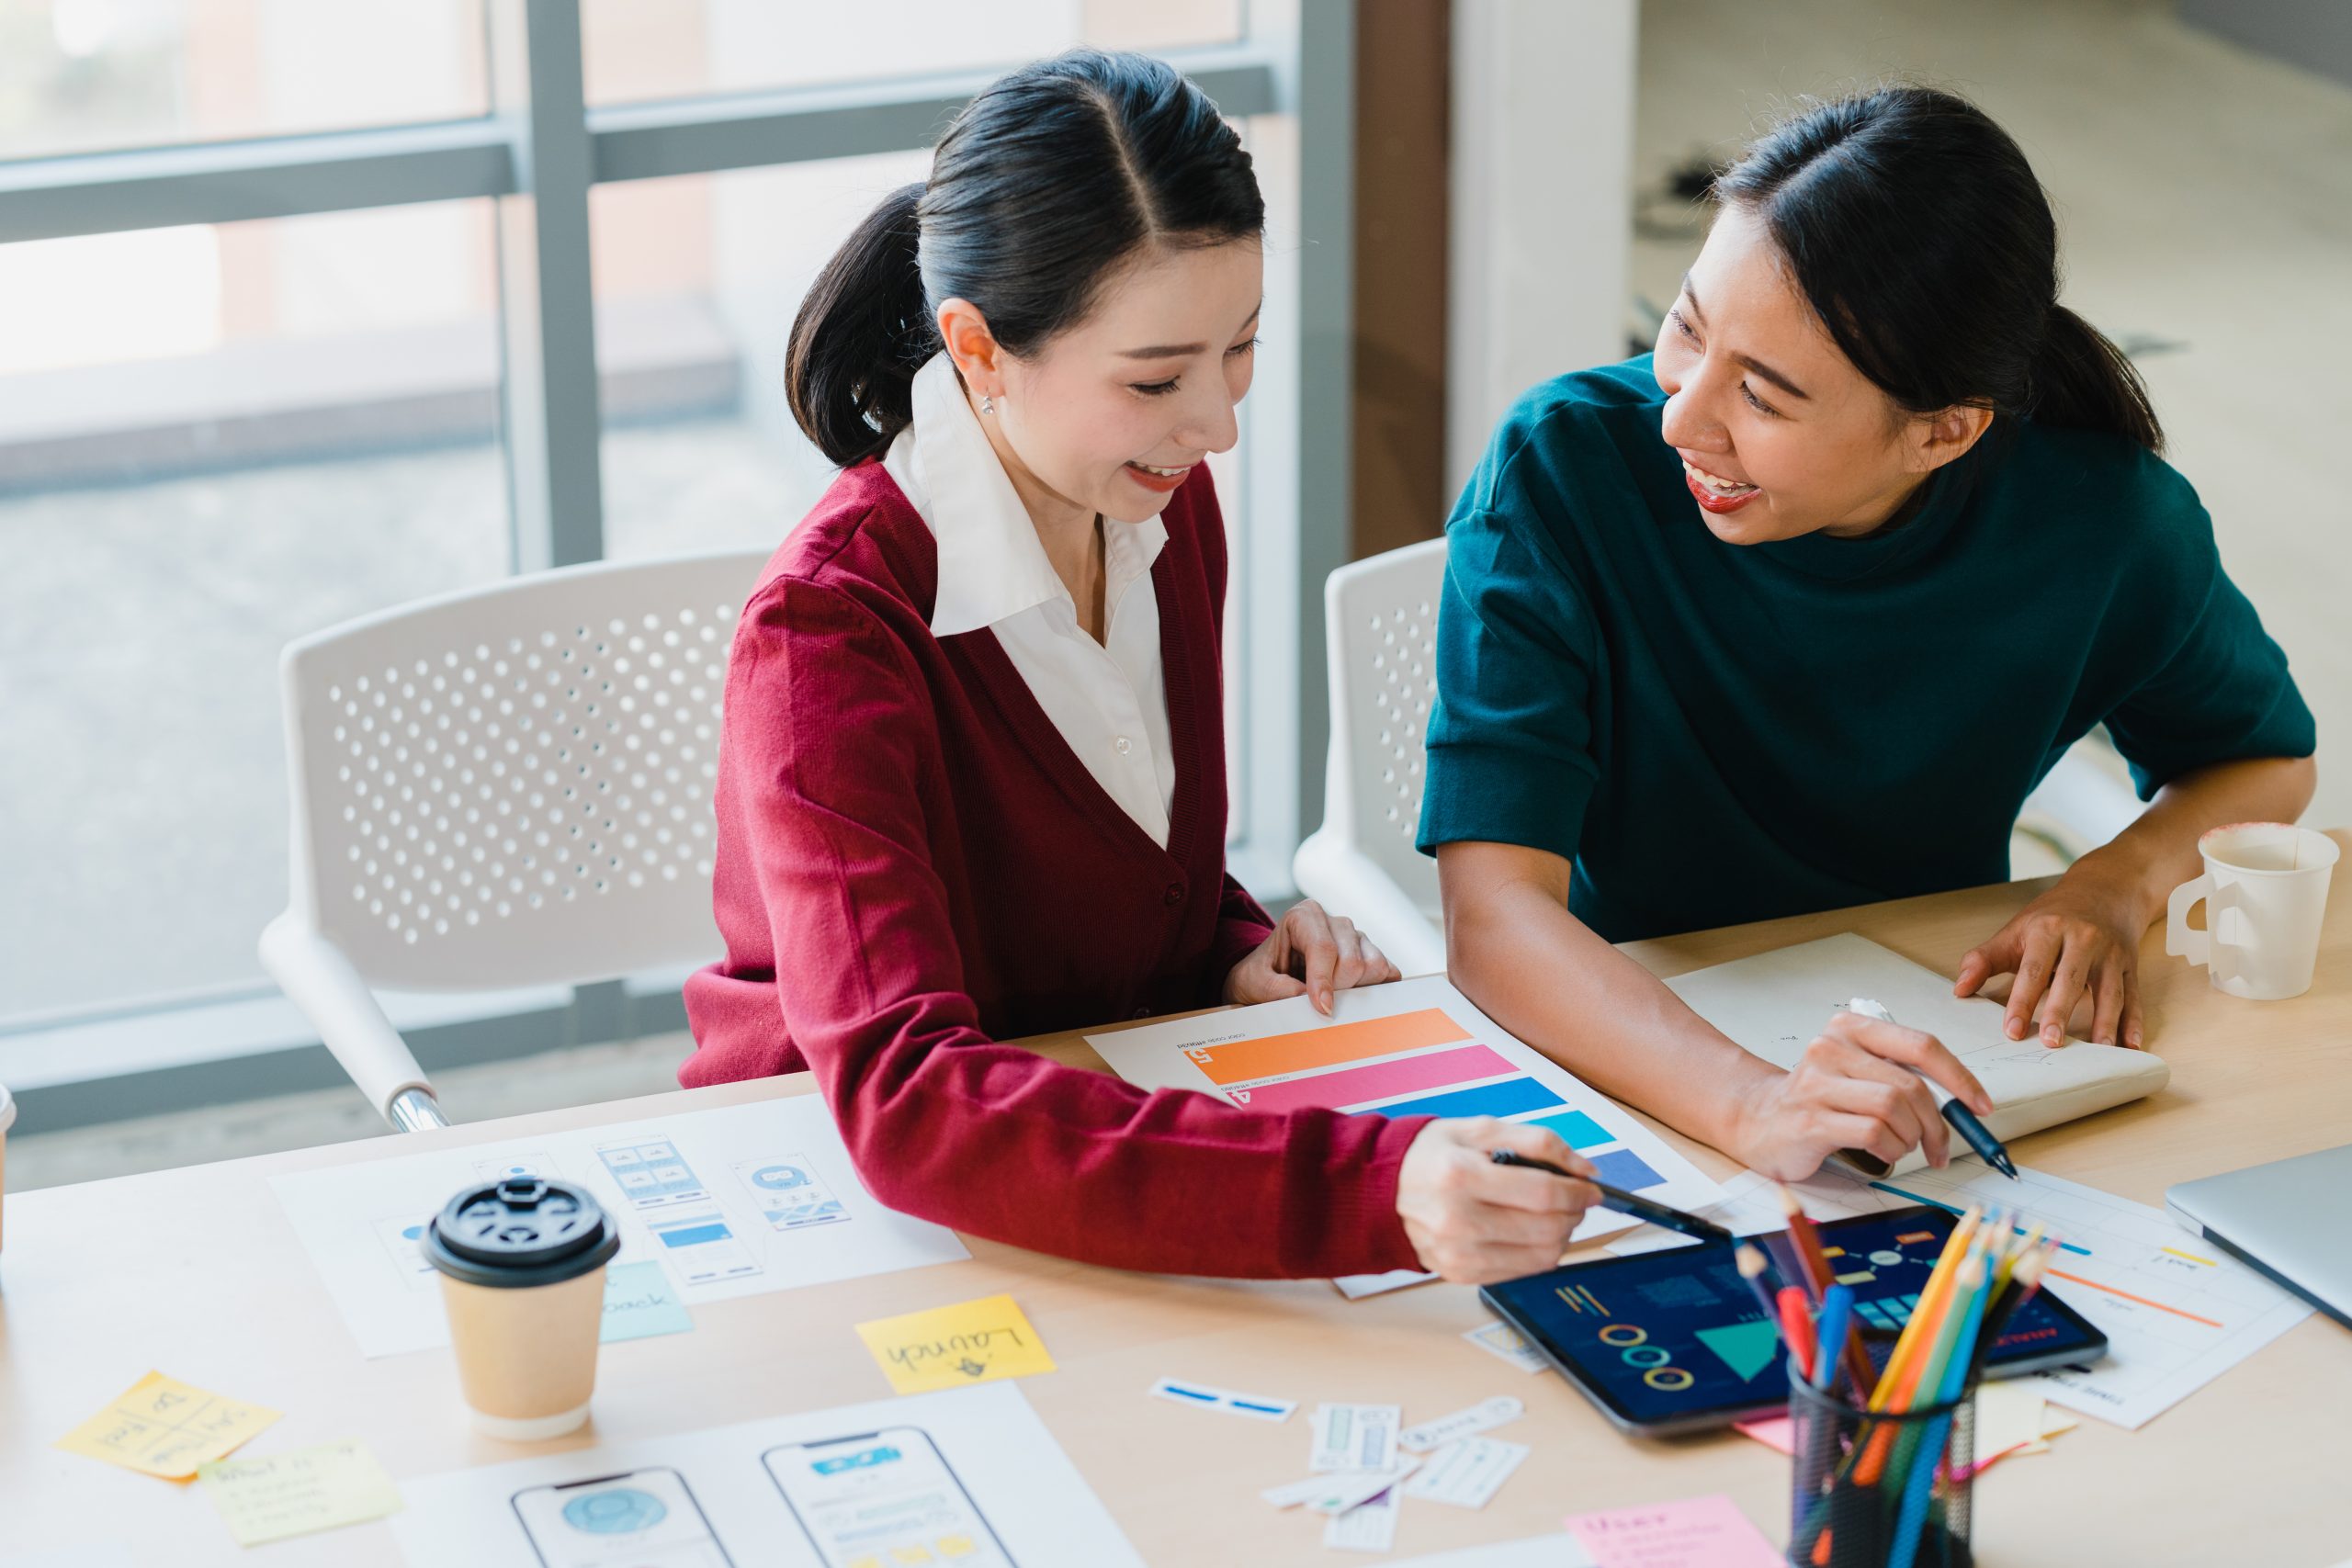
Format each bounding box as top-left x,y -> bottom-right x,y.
763,1427 -> 1012,1568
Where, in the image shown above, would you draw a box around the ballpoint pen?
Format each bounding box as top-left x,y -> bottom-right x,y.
1488,1148 -> 1736,1243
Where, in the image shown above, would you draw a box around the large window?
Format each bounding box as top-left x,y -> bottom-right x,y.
0,3 -> 1342,1077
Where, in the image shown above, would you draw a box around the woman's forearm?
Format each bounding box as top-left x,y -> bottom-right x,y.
1438,843 -> 1774,1156
2072,754 -> 2318,922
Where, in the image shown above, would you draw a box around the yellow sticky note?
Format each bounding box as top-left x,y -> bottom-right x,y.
54,1371 -> 282,1479
1973,1381 -> 2073,1461
198,1437 -> 403,1546
854,1293 -> 1057,1394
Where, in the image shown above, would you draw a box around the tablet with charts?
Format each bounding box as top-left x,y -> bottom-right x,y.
1481,1206 -> 2109,1436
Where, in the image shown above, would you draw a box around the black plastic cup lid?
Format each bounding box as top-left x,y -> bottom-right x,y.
423,1175 -> 620,1290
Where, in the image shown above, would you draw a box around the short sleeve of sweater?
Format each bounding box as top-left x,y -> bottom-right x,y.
2100,477 -> 2316,798
1417,495 -> 1606,864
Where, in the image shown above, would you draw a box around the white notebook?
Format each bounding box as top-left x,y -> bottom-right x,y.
1663,931 -> 2170,1177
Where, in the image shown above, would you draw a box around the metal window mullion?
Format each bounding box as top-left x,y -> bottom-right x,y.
492,0 -> 605,574
0,120 -> 514,243
1291,5 -> 1352,863
588,52 -> 1279,184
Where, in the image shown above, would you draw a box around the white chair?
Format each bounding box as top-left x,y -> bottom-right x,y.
1293,538 -> 1451,976
259,548 -> 773,1131
2015,738 -> 2147,869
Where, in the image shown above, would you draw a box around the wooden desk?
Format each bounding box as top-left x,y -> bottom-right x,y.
5,845 -> 2348,1564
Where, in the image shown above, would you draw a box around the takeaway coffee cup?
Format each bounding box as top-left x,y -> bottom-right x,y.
424,1175 -> 620,1439
0,1080 -> 15,1258
2166,822 -> 2339,1001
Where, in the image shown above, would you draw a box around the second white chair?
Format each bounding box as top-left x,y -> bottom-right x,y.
259,548 -> 772,1130
1292,537 -> 1451,976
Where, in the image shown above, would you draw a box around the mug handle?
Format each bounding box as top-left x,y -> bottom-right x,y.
2167,874 -> 2214,967
2167,875 -> 2243,975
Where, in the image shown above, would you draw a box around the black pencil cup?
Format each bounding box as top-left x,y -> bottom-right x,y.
1784,1369 -> 1977,1568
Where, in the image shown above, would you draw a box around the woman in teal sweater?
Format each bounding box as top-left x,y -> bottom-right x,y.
1425,87 -> 2316,1182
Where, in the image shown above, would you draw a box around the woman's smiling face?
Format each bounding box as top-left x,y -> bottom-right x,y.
1651,202 -> 1987,544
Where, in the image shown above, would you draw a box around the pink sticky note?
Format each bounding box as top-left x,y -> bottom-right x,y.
1563,1493 -> 1783,1567
1732,1416 -> 1796,1456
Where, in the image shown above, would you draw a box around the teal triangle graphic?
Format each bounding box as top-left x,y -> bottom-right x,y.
1695,1318 -> 1784,1382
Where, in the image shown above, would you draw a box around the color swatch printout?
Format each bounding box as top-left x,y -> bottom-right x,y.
1085,976 -> 1725,1293
1602,1164 -> 2312,1429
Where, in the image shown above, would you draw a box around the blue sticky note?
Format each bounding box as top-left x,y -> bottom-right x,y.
600,1260 -> 695,1342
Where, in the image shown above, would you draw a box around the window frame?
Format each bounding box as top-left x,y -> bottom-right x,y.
0,0 -> 1351,1124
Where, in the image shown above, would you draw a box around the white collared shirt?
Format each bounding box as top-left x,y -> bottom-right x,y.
884,354 -> 1177,847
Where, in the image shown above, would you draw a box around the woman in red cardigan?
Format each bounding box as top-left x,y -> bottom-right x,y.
682,51 -> 1598,1283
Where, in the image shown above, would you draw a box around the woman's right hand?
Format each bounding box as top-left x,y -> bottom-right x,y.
1727,1011 -> 1994,1181
1396,1117 -> 1599,1284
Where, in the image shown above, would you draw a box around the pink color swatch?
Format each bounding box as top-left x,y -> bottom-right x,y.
1221,1044 -> 1515,1113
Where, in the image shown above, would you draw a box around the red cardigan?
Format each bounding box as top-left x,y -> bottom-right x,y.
681,461 -> 1425,1278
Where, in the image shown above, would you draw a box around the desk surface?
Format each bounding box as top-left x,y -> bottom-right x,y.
5,846 -> 2348,1565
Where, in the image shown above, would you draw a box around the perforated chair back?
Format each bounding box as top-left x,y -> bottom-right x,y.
275,549 -> 770,991
1317,537 -> 1447,916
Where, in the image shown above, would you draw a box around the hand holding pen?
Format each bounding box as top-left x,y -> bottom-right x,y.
1730,1006 -> 1997,1180
1844,998 -> 2018,1179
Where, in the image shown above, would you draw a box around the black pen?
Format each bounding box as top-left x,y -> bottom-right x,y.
1488,1148 -> 1736,1244
1846,998 -> 2019,1179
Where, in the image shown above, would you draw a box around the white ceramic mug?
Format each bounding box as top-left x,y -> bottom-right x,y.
2165,823 -> 2338,1000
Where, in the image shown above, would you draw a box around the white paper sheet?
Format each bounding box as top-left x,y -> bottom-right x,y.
1400,1437 -> 1529,1509
1663,933 -> 2170,1177
1085,976 -> 1726,1293
1399,1395 -> 1523,1453
1321,1483 -> 1402,1553
1310,1403 -> 1401,1473
272,1096 -> 969,1358
1601,1161 -> 2312,1428
391,1383 -> 1141,1567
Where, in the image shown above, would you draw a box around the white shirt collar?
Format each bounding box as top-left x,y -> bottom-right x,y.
884,353 -> 1166,638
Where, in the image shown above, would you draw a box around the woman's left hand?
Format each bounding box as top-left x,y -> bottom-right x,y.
1953,860 -> 2152,1048
1225,898 -> 1403,1014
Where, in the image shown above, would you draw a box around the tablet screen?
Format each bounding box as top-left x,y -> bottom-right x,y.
1482,1206 -> 2107,1431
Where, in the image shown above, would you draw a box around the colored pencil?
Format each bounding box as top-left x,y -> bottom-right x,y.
1775,1183 -> 1835,1303
1776,1284 -> 1818,1383
1811,1285 -> 1855,1394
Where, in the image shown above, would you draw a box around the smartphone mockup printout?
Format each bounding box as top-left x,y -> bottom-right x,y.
511,1467 -> 734,1568
595,1137 -> 712,1211
763,1427 -> 1015,1568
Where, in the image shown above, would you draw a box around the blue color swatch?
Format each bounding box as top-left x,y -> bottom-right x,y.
1354,1075 -> 1564,1122
1518,1109 -> 1614,1150
1588,1146 -> 1665,1191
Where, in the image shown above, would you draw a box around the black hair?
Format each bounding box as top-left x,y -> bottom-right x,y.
1714,85 -> 2163,454
786,49 -> 1264,467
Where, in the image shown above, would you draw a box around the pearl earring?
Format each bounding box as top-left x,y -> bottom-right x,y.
979,394 -> 995,415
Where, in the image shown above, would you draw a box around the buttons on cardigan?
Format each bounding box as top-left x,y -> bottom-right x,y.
1163,881 -> 1184,906
1132,1005 -> 1154,1019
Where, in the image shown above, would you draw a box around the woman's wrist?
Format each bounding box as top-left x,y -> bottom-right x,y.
1708,1052 -> 1785,1167
2061,837 -> 2167,931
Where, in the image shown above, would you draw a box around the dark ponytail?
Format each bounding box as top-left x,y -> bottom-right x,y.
1714,86 -> 2163,454
787,49 -> 1265,467
787,182 -> 927,468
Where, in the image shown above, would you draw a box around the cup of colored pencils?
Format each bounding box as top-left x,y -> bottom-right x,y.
1756,1187 -> 2060,1568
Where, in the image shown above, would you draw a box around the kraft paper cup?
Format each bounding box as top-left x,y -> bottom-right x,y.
424,1176 -> 620,1440
435,1267 -> 608,1439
